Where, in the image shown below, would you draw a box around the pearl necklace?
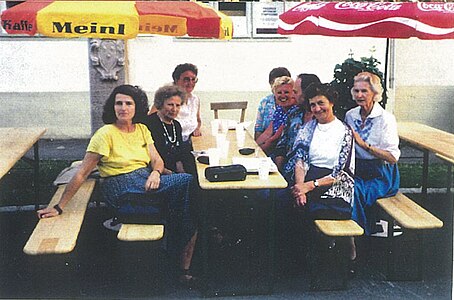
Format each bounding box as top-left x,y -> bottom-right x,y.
161,120 -> 177,144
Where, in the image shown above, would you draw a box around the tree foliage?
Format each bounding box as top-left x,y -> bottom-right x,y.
330,55 -> 386,120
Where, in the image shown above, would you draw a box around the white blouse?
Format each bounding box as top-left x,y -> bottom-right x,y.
176,93 -> 200,142
309,118 -> 346,169
345,103 -> 400,161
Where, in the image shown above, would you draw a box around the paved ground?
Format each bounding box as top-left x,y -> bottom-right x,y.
2,139 -> 451,299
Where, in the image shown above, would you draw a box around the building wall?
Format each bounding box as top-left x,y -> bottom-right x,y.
0,36 -> 452,138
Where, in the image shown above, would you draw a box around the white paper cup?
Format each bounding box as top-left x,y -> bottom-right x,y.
219,119 -> 229,134
216,133 -> 227,149
236,134 -> 245,148
258,158 -> 270,180
220,140 -> 230,159
211,119 -> 220,136
208,148 -> 220,166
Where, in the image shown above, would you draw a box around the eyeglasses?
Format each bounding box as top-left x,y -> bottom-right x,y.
182,77 -> 198,83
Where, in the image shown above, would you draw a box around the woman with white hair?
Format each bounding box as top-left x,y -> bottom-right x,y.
345,72 -> 401,237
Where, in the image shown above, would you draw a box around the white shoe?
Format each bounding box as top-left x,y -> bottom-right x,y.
103,217 -> 122,232
370,220 -> 403,237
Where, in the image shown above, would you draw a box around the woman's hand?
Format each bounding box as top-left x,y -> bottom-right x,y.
291,181 -> 314,206
176,161 -> 186,173
351,129 -> 368,149
256,123 -> 283,152
192,128 -> 202,137
145,170 -> 161,191
37,206 -> 60,219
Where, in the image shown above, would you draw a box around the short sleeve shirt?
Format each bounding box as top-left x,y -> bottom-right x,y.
345,104 -> 400,161
255,94 -> 276,133
87,124 -> 154,177
176,93 -> 200,142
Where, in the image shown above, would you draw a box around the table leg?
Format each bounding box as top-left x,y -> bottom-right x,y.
267,189 -> 276,293
422,150 -> 429,197
33,141 -> 40,210
447,163 -> 452,194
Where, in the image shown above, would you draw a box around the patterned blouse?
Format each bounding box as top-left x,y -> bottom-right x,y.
284,119 -> 355,205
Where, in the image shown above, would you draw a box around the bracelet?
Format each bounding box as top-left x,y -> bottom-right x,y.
153,169 -> 162,175
53,204 -> 63,215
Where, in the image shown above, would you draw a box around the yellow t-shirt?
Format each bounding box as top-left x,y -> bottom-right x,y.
87,124 -> 154,177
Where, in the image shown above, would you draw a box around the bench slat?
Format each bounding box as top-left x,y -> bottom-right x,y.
117,224 -> 164,241
23,179 -> 96,255
314,220 -> 364,237
377,192 -> 443,230
436,153 -> 454,165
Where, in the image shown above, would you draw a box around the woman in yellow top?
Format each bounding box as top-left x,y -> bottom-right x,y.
37,85 -> 198,286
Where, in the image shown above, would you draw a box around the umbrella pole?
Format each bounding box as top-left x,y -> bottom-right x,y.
383,38 -> 389,108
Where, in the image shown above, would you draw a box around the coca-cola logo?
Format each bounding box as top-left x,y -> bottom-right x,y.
418,2 -> 454,13
292,2 -> 328,13
334,2 -> 402,12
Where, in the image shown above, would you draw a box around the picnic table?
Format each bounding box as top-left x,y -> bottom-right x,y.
0,127 -> 47,208
397,122 -> 454,194
192,128 -> 287,296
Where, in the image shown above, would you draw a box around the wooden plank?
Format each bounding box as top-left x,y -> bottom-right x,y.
436,153 -> 454,165
0,127 -> 47,180
314,220 -> 364,237
192,128 -> 288,190
398,122 -> 454,162
23,179 -> 96,255
117,224 -> 164,241
377,192 -> 443,230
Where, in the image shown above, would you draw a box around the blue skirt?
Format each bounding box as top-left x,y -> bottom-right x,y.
352,159 -> 400,235
101,167 -> 196,257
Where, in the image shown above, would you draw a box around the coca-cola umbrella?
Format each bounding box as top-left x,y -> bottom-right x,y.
277,1 -> 454,104
1,0 -> 233,40
278,1 -> 454,39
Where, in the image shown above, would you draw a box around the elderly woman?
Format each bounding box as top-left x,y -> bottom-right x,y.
144,84 -> 196,176
172,63 -> 202,142
345,72 -> 400,236
256,76 -> 297,156
37,85 -> 198,286
280,83 -> 356,269
285,83 -> 354,219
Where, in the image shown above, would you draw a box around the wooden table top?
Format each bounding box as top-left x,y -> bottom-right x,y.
398,122 -> 454,161
0,127 -> 47,180
192,128 -> 288,190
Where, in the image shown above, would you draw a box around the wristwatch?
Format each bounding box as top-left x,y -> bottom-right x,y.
313,180 -> 319,188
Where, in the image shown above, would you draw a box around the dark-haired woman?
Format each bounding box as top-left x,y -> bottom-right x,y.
37,84 -> 198,285
284,83 -> 356,261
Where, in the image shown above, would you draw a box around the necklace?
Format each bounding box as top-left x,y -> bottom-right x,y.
161,120 -> 177,144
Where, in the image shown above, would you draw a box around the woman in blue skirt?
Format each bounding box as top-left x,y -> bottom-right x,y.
345,72 -> 401,236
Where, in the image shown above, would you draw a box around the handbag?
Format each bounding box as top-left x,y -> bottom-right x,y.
205,164 -> 247,182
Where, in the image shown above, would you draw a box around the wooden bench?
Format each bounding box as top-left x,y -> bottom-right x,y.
377,192 -> 443,281
436,153 -> 453,193
23,179 -> 96,255
24,178 -> 165,254
315,220 -> 364,237
377,192 -> 443,230
310,219 -> 363,291
118,224 -> 164,241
